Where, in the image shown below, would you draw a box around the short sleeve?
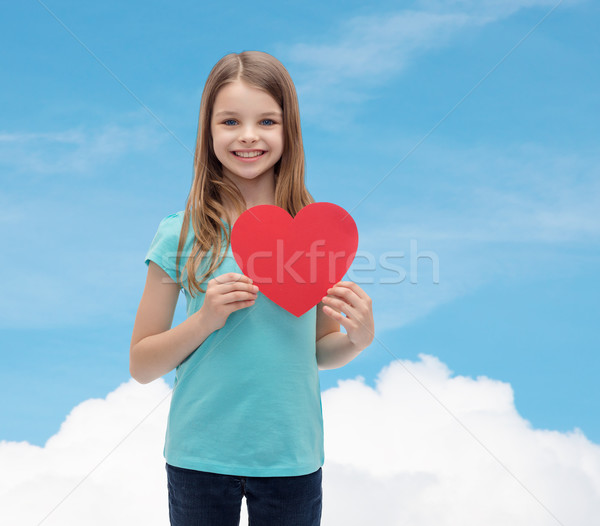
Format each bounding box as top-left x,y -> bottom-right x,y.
144,213 -> 184,283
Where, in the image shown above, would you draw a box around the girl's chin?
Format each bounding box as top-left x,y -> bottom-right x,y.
223,168 -> 276,180
231,174 -> 257,180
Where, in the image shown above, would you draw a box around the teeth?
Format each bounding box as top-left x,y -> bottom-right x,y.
234,151 -> 264,158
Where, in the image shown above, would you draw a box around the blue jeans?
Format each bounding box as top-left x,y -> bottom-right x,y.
165,463 -> 322,526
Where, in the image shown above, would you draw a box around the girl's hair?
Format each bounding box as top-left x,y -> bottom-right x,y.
175,50 -> 315,297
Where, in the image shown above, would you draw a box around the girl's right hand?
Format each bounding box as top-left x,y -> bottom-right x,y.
199,272 -> 259,331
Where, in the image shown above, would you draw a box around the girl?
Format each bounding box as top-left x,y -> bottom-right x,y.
130,50 -> 375,526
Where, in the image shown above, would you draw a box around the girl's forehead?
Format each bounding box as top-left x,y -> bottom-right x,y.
213,82 -> 281,114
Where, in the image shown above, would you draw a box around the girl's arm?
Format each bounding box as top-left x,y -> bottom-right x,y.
316,299 -> 345,370
129,261 -> 215,384
316,281 -> 375,370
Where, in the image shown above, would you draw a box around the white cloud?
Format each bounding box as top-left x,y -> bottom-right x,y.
285,9 -> 474,129
288,10 -> 473,83
321,354 -> 600,525
2,355 -> 599,525
282,0 -> 570,126
0,121 -> 167,177
0,379 -> 172,525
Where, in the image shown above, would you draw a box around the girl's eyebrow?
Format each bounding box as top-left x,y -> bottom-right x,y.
214,110 -> 282,118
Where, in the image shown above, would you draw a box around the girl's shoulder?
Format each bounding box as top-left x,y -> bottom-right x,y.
163,210 -> 185,221
157,210 -> 186,232
150,211 -> 188,245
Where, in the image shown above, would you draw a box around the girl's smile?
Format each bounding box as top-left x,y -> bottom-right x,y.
231,149 -> 267,162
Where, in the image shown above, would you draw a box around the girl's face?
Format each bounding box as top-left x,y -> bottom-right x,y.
211,80 -> 284,185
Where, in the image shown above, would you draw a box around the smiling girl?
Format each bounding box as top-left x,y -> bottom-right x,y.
130,50 -> 374,526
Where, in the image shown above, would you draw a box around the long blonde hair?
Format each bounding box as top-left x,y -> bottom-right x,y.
175,50 -> 315,297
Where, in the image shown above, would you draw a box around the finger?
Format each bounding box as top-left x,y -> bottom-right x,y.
215,272 -> 253,285
220,281 -> 259,294
329,281 -> 369,302
322,303 -> 350,328
324,284 -> 361,307
322,296 -> 357,320
220,288 -> 258,305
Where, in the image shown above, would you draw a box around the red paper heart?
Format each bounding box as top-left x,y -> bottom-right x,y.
231,202 -> 359,317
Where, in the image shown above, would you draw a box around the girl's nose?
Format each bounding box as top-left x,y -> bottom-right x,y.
239,125 -> 259,142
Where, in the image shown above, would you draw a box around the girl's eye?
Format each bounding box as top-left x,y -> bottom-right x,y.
222,119 -> 277,126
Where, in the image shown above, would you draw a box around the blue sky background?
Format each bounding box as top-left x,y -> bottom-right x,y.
1,0 -> 598,451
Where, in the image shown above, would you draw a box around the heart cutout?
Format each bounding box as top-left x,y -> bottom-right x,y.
231,202 -> 359,317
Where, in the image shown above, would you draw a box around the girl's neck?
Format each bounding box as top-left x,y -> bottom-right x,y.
221,174 -> 277,224
221,198 -> 276,225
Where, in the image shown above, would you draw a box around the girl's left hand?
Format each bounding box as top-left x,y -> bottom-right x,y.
322,281 -> 375,351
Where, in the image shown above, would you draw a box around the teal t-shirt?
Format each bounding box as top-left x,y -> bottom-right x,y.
144,211 -> 324,476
